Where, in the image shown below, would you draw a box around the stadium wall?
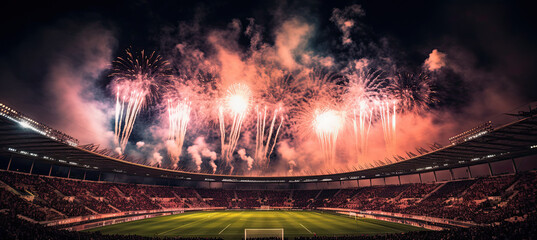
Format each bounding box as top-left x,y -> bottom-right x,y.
1,152 -> 537,190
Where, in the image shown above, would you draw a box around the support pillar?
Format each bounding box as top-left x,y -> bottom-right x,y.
98,172 -> 101,182
398,175 -> 401,185
113,173 -> 116,183
383,177 -> 387,186
7,155 -> 12,171
467,166 -> 473,179
83,171 -> 86,181
449,169 -> 454,180
48,165 -> 52,176
487,162 -> 494,176
433,171 -> 438,182
512,159 -> 518,173
369,178 -> 372,187
67,167 -> 71,179
29,160 -> 35,174
419,173 -> 423,183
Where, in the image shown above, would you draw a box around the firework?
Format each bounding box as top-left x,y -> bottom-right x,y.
255,105 -> 284,168
114,85 -> 147,153
167,99 -> 191,162
303,68 -> 345,100
111,49 -> 169,153
345,67 -> 387,163
312,108 -> 345,164
391,72 -> 436,112
377,99 -> 397,153
350,100 -> 373,161
218,83 -> 252,171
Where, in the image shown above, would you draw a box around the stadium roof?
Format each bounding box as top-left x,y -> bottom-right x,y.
1,103 -> 537,183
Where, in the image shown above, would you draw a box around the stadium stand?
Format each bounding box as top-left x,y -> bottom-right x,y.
1,169 -> 537,238
2,170 -> 537,225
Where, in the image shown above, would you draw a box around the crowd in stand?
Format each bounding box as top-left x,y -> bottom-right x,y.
236,190 -> 261,208
196,188 -> 233,207
1,170 -> 537,229
0,171 -> 210,221
261,190 -> 291,206
0,188 -> 55,221
292,190 -> 319,209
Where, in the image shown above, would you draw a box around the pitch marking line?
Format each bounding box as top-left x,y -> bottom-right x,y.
157,213 -> 215,235
300,223 -> 313,234
218,224 -> 232,234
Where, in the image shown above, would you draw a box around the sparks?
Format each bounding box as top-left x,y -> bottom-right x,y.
313,108 -> 345,164
219,83 -> 252,172
167,99 -> 191,162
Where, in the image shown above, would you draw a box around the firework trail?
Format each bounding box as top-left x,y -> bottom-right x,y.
167,99 -> 191,162
114,86 -> 146,152
312,108 -> 345,165
111,49 -> 169,153
219,83 -> 252,171
255,105 -> 284,168
351,101 -> 373,161
377,99 -> 397,154
345,67 -> 387,163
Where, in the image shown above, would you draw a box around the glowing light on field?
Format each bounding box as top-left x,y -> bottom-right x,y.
313,108 -> 345,164
219,83 -> 251,172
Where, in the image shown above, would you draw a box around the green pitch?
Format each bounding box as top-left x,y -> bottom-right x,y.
86,210 -> 425,239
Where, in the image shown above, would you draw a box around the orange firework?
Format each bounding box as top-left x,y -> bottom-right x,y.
218,83 -> 252,171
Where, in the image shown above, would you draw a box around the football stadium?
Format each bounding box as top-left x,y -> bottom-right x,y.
1,1 -> 537,239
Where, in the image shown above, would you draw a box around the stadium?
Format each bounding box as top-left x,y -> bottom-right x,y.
2,1 -> 537,240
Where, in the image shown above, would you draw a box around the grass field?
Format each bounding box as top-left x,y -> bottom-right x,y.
86,210 -> 425,239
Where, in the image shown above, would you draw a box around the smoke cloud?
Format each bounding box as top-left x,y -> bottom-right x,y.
45,23 -> 116,147
424,49 -> 447,71
237,148 -> 254,171
330,4 -> 365,45
187,137 -> 218,172
149,152 -> 163,167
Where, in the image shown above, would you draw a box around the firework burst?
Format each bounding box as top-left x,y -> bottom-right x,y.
344,66 -> 388,163
167,98 -> 191,163
391,71 -> 437,112
111,49 -> 169,153
255,105 -> 284,168
376,99 -> 397,154
312,107 -> 346,164
218,83 -> 252,171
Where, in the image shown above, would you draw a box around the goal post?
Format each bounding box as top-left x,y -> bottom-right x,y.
244,228 -> 284,239
349,211 -> 357,220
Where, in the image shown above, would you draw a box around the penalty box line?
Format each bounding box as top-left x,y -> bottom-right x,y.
299,223 -> 313,234
218,223 -> 232,234
287,211 -> 314,235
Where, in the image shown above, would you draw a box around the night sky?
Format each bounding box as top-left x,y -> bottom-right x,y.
1,0 -> 536,174
2,0 -> 536,108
